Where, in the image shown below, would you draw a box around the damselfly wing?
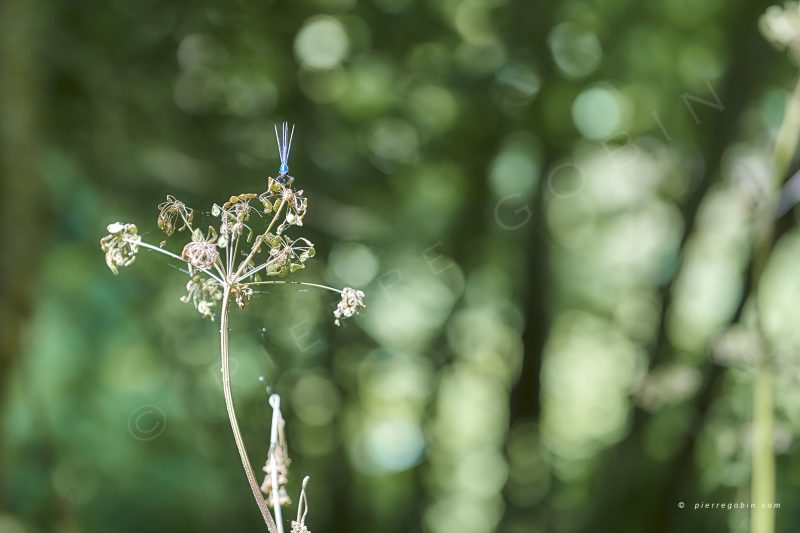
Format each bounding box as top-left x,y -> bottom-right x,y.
274,122 -> 295,187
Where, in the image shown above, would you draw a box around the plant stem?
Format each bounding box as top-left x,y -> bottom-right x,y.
750,74 -> 800,533
752,366 -> 775,533
268,395 -> 285,533
219,286 -> 279,533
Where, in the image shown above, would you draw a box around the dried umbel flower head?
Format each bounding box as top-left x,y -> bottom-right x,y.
100,222 -> 141,275
213,194 -> 259,247
101,124 -> 364,325
266,236 -> 315,276
182,229 -> 220,270
182,240 -> 219,270
258,181 -> 308,233
157,195 -> 192,236
334,287 -> 366,326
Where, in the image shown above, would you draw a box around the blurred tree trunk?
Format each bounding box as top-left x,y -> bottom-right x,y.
507,0 -> 559,429
0,0 -> 44,507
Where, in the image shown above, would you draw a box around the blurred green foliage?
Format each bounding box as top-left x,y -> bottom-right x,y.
3,0 -> 800,532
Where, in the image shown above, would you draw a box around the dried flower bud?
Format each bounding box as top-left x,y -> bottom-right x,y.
217,197 -> 256,243
100,222 -> 141,275
157,195 -> 192,236
182,240 -> 220,270
231,284 -> 253,309
334,287 -> 365,326
283,187 -> 307,227
180,275 -> 223,320
223,193 -> 258,210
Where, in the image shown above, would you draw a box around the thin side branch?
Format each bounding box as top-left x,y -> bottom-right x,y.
244,280 -> 343,294
132,239 -> 224,284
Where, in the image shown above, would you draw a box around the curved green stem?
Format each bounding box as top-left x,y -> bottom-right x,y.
220,287 -> 279,533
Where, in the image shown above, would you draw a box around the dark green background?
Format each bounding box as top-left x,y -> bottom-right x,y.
2,0 -> 800,532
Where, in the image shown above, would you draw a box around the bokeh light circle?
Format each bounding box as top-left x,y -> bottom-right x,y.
294,16 -> 350,70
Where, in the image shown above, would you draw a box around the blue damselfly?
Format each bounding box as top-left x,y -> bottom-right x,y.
274,122 -> 295,186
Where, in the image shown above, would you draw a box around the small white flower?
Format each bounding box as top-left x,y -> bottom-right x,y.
333,287 -> 365,326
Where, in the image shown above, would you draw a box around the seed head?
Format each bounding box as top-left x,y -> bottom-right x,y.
100,222 -> 141,275
182,240 -> 219,270
334,287 -> 366,326
157,195 -> 192,236
180,275 -> 223,320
